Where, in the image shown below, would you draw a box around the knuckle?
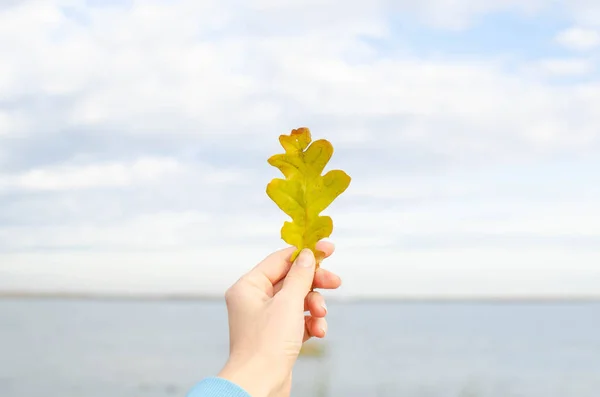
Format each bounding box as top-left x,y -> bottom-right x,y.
225,276 -> 257,305
224,282 -> 242,305
223,287 -> 233,304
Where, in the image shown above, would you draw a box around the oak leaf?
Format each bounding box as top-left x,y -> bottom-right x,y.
266,127 -> 351,266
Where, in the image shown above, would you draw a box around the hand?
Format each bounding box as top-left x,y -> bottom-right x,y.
217,241 -> 341,397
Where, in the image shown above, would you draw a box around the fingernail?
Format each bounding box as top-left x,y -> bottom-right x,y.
321,302 -> 327,313
319,238 -> 334,245
296,249 -> 314,267
321,323 -> 327,336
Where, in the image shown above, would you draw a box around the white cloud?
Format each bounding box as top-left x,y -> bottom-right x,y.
0,112 -> 16,135
393,0 -> 546,30
0,157 -> 255,193
0,158 -> 182,191
334,246 -> 600,298
1,0 -> 600,297
1,164 -> 599,297
567,0 -> 600,27
555,27 -> 600,51
0,0 -> 598,156
532,58 -> 594,76
2,241 -> 599,298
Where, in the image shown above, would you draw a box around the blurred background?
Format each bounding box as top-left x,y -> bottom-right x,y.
1,0 -> 599,396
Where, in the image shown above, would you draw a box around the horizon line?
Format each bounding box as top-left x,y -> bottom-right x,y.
1,290 -> 599,303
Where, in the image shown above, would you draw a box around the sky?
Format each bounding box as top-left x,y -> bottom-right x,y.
0,0 -> 599,298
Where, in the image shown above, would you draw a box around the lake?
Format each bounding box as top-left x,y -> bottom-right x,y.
0,299 -> 599,396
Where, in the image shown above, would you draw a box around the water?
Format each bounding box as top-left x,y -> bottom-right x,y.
0,299 -> 599,397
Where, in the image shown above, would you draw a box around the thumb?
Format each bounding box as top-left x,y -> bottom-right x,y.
281,248 -> 316,300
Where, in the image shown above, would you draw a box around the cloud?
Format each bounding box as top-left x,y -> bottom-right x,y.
555,27 -> 600,51
2,2 -> 599,159
0,0 -> 599,297
531,58 -> 595,76
391,0 -> 546,30
0,157 -> 182,191
0,111 -> 20,136
567,0 -> 600,27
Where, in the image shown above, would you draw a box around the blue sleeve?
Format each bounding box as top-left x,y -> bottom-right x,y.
186,377 -> 252,397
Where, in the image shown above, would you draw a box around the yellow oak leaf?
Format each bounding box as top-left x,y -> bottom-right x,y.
266,127 -> 351,266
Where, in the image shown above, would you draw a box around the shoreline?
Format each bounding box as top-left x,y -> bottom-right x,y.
1,291 -> 599,303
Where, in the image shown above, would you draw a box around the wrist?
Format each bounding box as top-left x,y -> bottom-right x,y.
218,355 -> 281,397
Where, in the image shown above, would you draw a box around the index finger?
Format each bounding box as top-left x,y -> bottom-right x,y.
248,240 -> 335,286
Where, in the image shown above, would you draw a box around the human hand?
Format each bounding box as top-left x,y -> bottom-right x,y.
217,241 -> 341,397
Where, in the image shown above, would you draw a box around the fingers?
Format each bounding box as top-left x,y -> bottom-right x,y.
313,268 -> 342,290
281,249 -> 316,300
273,267 -> 342,295
304,291 -> 327,317
247,241 -> 335,286
303,292 -> 330,342
314,240 -> 335,259
247,246 -> 296,286
303,316 -> 327,342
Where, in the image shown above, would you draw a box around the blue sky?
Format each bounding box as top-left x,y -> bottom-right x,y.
0,0 -> 599,298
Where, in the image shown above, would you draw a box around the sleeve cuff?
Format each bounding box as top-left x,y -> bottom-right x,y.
186,377 -> 252,397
